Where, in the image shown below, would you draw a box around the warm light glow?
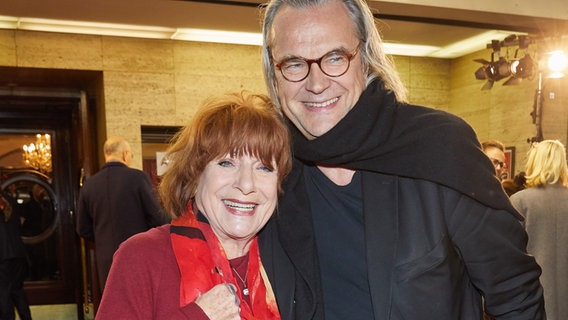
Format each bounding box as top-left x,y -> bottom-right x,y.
383,43 -> 440,57
0,15 -> 17,29
172,28 -> 262,46
9,17 -> 175,39
22,134 -> 52,173
429,30 -> 524,58
546,50 -> 567,78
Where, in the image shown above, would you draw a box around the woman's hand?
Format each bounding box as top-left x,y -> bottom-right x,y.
195,283 -> 241,320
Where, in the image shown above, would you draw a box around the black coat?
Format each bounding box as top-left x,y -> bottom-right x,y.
76,162 -> 167,289
261,165 -> 545,319
0,194 -> 26,261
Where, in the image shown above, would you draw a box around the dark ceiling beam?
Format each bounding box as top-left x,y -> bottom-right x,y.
176,0 -> 562,35
375,14 -> 546,34
176,0 -> 263,8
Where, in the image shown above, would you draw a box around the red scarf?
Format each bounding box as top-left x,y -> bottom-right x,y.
170,204 -> 281,320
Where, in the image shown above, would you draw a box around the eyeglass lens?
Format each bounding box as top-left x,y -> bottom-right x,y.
277,47 -> 358,82
491,158 -> 505,168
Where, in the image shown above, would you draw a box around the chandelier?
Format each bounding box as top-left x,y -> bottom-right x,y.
23,133 -> 52,173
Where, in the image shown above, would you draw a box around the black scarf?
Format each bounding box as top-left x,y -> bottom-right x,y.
288,79 -> 517,216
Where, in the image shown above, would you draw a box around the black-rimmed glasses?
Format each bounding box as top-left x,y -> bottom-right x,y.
275,45 -> 360,82
490,158 -> 505,169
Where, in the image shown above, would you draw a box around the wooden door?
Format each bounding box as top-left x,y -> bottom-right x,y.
0,96 -> 84,311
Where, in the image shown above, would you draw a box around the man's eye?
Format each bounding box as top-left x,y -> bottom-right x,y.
324,52 -> 347,64
282,60 -> 305,70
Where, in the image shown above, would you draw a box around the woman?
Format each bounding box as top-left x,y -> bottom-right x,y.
510,140 -> 568,320
96,91 -> 292,319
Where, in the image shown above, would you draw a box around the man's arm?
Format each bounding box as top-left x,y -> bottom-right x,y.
447,193 -> 545,319
138,172 -> 170,226
76,189 -> 95,241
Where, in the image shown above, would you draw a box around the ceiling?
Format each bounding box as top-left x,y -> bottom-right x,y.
0,0 -> 567,59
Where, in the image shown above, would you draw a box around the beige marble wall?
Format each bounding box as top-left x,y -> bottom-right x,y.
0,30 -> 266,169
0,31 -> 16,65
101,39 -> 266,166
395,55 -> 451,111
16,31 -> 103,70
1,28 -> 566,174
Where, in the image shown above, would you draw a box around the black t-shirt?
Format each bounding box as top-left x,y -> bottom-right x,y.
305,166 -> 374,319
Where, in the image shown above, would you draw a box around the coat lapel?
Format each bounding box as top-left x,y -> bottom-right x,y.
277,162 -> 321,319
363,171 -> 398,319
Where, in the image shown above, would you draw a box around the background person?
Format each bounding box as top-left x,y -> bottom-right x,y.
510,140 -> 568,320
96,91 -> 292,319
501,172 -> 527,197
260,0 -> 545,319
76,136 -> 168,291
0,190 -> 32,320
481,139 -> 507,180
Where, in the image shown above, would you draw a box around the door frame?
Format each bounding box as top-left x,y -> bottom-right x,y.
0,67 -> 102,318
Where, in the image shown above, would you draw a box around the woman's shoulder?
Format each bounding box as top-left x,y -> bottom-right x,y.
115,224 -> 172,261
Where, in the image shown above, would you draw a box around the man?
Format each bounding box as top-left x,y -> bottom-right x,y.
481,139 -> 507,180
258,0 -> 545,319
76,136 -> 167,291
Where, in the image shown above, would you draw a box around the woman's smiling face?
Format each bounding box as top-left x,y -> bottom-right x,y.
195,153 -> 279,249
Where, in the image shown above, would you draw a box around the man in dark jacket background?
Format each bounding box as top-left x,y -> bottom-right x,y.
76,136 -> 167,291
0,189 -> 32,320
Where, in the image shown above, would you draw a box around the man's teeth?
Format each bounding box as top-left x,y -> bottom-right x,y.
305,97 -> 339,107
223,200 -> 255,211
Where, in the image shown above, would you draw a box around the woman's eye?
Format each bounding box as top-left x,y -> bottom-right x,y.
217,160 -> 233,167
257,162 -> 276,173
260,165 -> 274,173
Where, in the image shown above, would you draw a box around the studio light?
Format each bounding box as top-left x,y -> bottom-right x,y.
473,35 -> 540,89
474,52 -> 511,90
546,50 -> 567,78
492,57 -> 512,80
511,55 -> 535,77
504,53 -> 535,85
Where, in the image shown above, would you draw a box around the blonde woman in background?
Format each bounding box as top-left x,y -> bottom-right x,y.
510,139 -> 568,320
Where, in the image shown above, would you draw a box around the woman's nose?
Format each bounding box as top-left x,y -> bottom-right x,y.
233,167 -> 255,194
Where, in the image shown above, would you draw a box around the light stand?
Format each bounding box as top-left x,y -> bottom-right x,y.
528,71 -> 544,143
